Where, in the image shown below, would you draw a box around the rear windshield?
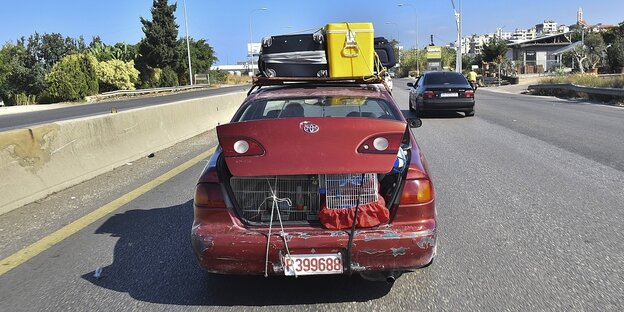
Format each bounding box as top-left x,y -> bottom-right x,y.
236,96 -> 402,121
424,72 -> 468,85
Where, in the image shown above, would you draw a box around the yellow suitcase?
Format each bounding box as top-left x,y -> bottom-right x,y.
325,22 -> 375,78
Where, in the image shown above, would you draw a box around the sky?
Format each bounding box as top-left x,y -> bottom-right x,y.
0,0 -> 622,65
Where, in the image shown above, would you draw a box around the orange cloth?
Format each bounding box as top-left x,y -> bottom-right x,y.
319,196 -> 389,229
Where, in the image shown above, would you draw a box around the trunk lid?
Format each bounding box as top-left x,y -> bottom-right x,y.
425,84 -> 472,98
216,117 -> 406,177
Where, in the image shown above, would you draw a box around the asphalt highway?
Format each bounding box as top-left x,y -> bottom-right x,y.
0,84 -> 250,131
0,79 -> 622,311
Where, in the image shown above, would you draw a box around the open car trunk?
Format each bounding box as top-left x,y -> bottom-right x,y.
216,117 -> 410,227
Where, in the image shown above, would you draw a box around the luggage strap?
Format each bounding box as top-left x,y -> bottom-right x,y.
261,51 -> 327,64
342,28 -> 360,57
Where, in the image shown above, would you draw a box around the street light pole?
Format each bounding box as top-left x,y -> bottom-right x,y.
249,8 -> 268,77
451,0 -> 462,72
398,4 -> 419,75
183,0 -> 193,85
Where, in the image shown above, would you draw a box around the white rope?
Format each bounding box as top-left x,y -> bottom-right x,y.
263,177 -> 296,277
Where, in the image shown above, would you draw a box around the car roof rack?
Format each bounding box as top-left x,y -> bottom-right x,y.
248,76 -> 386,95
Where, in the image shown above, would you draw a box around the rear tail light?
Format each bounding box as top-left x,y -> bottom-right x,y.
464,90 -> 475,98
220,137 -> 265,157
195,166 -> 226,208
400,179 -> 433,204
423,91 -> 435,99
358,133 -> 403,154
194,183 -> 226,208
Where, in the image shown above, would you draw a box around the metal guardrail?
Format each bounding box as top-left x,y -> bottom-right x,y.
87,84 -> 211,101
527,84 -> 624,97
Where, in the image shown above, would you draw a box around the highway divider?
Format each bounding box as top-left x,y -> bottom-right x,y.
0,91 -> 246,215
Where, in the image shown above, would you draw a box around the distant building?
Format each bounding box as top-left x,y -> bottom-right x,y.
536,21 -> 559,35
570,6 -> 615,33
577,7 -> 584,24
507,32 -> 573,73
511,27 -> 537,42
495,28 -> 513,40
456,6 -> 611,64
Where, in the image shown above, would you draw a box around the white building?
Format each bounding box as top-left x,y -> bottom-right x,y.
536,21 -> 559,35
495,28 -> 513,40
511,27 -> 537,42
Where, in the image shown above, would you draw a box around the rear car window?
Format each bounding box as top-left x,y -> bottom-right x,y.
424,73 -> 468,85
236,96 -> 401,121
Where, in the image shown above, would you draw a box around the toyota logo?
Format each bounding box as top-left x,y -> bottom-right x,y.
300,121 -> 320,134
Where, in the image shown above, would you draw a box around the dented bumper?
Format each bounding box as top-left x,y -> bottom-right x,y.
191,222 -> 436,275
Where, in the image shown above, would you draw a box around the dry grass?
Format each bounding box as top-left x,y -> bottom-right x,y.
541,74 -> 624,88
534,74 -> 624,104
225,75 -> 252,85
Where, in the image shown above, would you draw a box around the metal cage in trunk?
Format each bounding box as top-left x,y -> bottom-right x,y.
229,174 -> 379,224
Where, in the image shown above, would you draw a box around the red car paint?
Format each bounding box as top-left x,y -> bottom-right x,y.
192,84 -> 436,277
216,118 -> 406,176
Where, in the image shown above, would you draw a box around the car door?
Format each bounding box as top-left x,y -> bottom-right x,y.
409,76 -> 421,107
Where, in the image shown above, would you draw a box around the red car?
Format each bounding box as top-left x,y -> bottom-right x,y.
192,81 -> 436,282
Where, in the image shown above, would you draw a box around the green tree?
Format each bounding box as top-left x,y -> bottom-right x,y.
95,60 -> 140,92
175,38 -> 218,84
0,41 -> 45,103
605,22 -> 624,72
46,54 -> 99,102
398,48 -> 426,77
137,0 -> 179,70
569,44 -> 589,73
584,33 -> 606,70
441,46 -> 456,70
607,36 -> 624,73
481,38 -> 508,64
27,32 -> 81,71
89,41 -> 139,62
160,66 -> 179,87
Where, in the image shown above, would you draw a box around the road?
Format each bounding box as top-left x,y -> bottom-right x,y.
1,79 -> 623,311
0,85 -> 250,131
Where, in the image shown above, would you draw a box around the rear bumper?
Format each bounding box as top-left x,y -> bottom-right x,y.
191,215 -> 436,275
422,98 -> 474,111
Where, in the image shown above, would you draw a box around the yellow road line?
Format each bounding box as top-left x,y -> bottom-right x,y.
0,147 -> 216,277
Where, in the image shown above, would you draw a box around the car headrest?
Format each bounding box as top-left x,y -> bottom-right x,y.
280,102 -> 304,117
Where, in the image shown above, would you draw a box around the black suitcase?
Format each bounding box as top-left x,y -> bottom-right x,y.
374,37 -> 397,69
259,33 -> 328,78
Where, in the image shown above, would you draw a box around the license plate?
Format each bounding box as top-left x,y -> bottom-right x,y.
282,253 -> 343,276
440,92 -> 458,97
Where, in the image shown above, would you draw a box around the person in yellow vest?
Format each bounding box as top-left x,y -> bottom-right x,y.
467,69 -> 478,90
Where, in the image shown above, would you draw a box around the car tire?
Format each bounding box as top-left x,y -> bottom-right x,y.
465,110 -> 475,117
415,102 -> 423,118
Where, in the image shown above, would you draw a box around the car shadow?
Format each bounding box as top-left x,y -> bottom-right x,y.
401,109 -> 465,119
81,200 -> 393,306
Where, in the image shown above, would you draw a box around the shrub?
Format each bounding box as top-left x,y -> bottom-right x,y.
95,59 -> 140,92
8,93 -> 37,105
537,74 -> 624,103
209,69 -> 228,84
160,66 -> 178,87
46,53 -> 98,102
138,67 -> 162,89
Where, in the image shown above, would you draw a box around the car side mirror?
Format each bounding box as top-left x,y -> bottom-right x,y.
407,118 -> 422,128
407,82 -> 414,87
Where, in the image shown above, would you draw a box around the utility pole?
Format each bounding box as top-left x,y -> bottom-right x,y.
183,0 -> 193,85
451,0 -> 462,72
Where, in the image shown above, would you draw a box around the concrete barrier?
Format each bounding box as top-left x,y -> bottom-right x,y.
0,91 -> 246,215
